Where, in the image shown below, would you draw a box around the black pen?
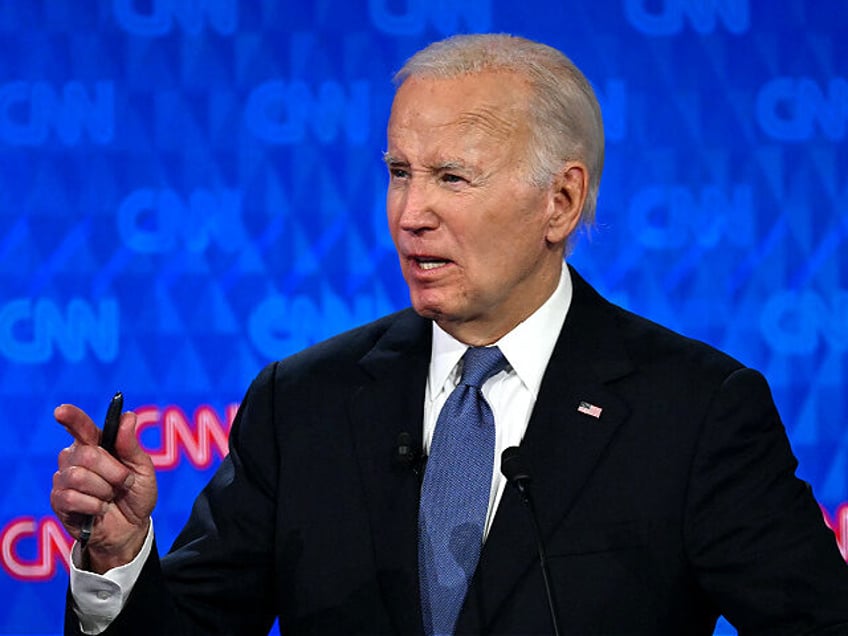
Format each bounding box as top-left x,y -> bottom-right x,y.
79,391 -> 123,548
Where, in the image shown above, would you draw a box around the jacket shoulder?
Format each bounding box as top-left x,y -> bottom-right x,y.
614,304 -> 743,375
250,307 -> 427,389
569,267 -> 746,383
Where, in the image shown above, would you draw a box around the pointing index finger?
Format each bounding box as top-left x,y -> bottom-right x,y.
54,404 -> 100,446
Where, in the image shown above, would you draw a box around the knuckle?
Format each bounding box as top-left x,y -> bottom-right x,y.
63,464 -> 87,489
50,488 -> 72,514
74,444 -> 100,467
57,446 -> 73,468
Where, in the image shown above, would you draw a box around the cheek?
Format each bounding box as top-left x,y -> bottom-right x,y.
459,241 -> 512,291
481,217 -> 548,273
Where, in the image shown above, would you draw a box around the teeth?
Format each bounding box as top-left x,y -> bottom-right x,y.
419,260 -> 447,270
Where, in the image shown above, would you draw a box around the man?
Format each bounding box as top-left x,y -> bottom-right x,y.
51,34 -> 848,635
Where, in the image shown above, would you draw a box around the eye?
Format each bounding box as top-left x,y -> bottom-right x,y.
441,173 -> 465,184
388,166 -> 409,179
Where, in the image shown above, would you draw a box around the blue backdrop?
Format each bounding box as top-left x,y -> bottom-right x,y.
0,1 -> 845,634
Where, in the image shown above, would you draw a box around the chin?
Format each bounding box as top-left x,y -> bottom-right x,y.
409,289 -> 467,324
409,295 -> 454,321
410,302 -> 443,321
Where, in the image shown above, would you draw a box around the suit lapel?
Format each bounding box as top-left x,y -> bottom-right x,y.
457,268 -> 635,632
349,310 -> 431,635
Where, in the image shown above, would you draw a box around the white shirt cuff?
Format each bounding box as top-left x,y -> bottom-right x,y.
69,521 -> 155,635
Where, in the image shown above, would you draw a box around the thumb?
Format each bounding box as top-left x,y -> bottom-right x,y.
113,411 -> 151,469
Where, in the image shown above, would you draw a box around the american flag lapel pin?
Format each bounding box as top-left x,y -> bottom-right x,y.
577,400 -> 603,419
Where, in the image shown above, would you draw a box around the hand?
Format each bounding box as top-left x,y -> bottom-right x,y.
51,404 -> 158,574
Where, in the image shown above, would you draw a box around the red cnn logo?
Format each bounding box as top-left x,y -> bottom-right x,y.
135,403 -> 239,470
1,516 -> 73,581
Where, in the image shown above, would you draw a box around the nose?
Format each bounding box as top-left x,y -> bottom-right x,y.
392,180 -> 439,235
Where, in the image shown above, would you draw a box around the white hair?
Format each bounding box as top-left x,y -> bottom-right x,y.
394,33 -> 605,228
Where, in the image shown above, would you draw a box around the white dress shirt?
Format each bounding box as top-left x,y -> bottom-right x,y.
70,520 -> 155,634
423,262 -> 572,539
71,263 -> 573,634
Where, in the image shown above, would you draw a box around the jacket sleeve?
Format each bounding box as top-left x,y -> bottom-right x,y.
684,367 -> 848,635
66,362 -> 281,636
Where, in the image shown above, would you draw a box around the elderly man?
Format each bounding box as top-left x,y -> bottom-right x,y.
52,34 -> 848,635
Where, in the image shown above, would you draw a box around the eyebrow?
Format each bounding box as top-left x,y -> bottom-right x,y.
382,153 -> 469,173
432,160 -> 467,172
382,152 -> 405,166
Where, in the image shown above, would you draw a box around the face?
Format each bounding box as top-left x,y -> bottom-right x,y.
385,71 -> 583,345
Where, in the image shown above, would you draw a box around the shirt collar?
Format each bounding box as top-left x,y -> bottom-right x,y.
428,262 -> 573,398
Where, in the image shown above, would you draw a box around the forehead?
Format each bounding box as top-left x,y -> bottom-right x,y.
387,71 -> 531,152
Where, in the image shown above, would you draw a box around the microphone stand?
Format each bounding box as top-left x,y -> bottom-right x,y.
501,447 -> 562,636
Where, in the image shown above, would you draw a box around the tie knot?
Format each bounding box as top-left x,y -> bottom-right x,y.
460,346 -> 508,388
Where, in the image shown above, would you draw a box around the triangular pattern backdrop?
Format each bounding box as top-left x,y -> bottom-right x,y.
0,1 -> 845,634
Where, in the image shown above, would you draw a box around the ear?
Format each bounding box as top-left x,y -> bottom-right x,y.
545,162 -> 588,244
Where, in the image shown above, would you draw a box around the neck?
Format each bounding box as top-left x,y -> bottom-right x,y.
437,263 -> 564,346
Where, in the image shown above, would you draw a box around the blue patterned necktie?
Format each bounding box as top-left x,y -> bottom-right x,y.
419,346 -> 508,636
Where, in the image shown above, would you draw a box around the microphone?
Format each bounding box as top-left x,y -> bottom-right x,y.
501,447 -> 562,636
395,432 -> 426,479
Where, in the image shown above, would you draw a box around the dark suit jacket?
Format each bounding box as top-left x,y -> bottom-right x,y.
68,268 -> 848,635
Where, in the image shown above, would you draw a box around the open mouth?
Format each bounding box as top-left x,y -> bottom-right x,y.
417,258 -> 449,270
